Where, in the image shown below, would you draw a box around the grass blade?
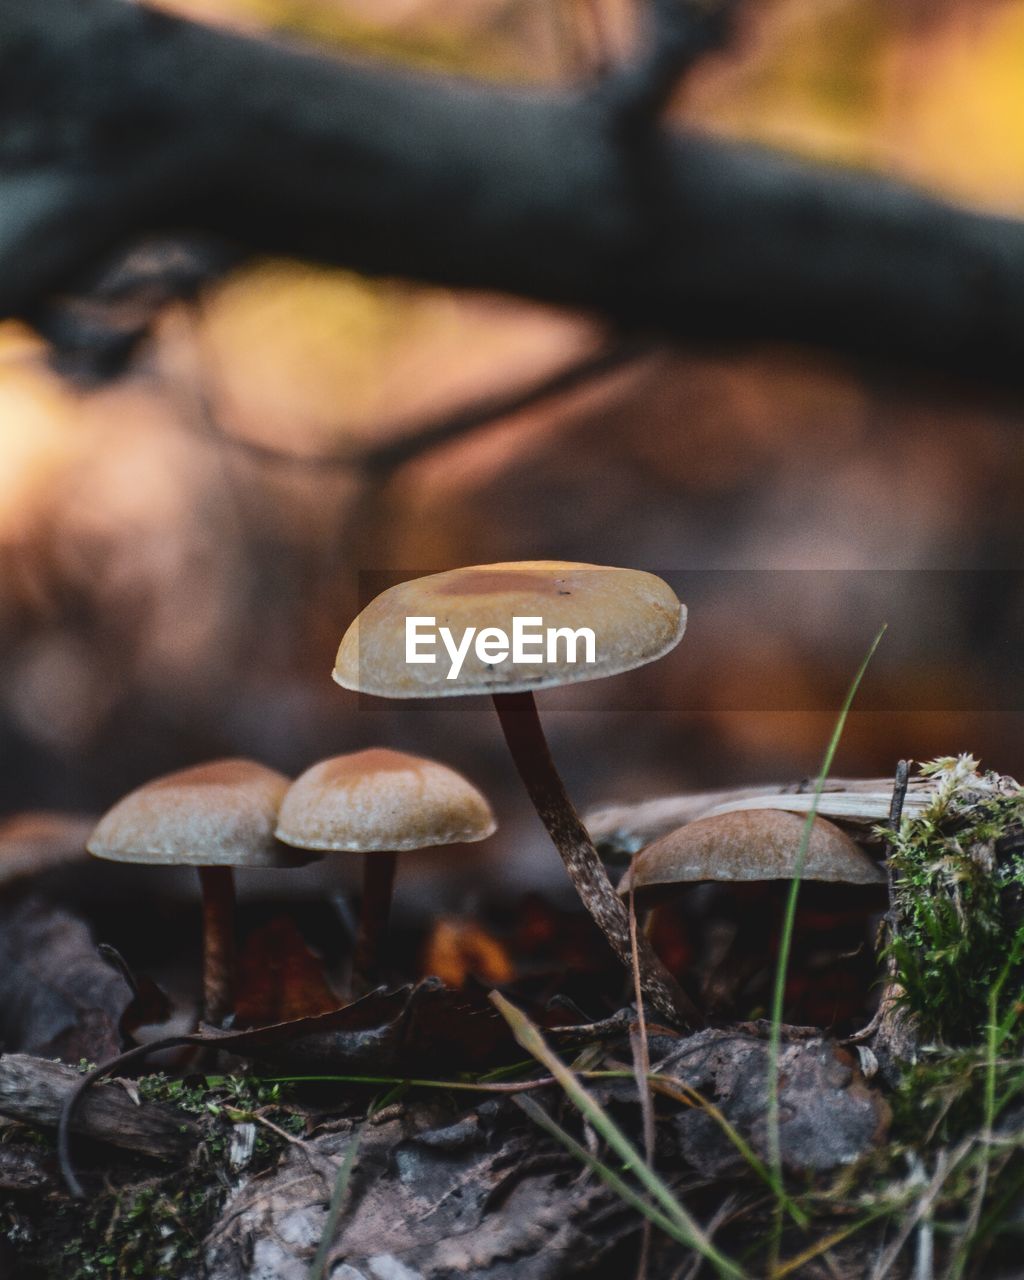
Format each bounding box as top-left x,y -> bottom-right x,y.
765,625 -> 887,1241
307,1120 -> 365,1280
514,1094 -> 698,1246
491,990 -> 747,1280
307,1085 -> 404,1280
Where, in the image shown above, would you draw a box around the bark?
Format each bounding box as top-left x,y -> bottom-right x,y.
0,1053 -> 199,1160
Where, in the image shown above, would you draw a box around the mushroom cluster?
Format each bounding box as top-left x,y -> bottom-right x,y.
86,560 -> 888,1032
87,749 -> 496,1026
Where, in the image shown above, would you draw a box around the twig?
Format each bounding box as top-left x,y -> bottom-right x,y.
180,336 -> 654,475
886,758 -> 910,931
250,1111 -> 320,1161
888,759 -> 911,832
58,1035 -> 202,1197
600,0 -> 738,131
847,759 -> 912,1045
0,1054 -> 199,1163
870,1144 -> 970,1280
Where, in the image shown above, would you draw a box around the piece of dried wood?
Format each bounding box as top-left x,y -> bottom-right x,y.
0,1054 -> 198,1160
587,775 -> 941,855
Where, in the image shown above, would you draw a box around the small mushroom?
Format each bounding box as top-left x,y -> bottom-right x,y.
332,560 -> 698,1025
275,748 -> 496,982
619,808 -> 886,903
87,759 -> 310,1025
619,809 -> 886,1015
0,811 -> 95,891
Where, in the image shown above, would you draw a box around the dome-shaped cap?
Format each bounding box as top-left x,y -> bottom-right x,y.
333,561 -> 685,698
88,759 -> 306,869
618,808 -> 885,901
0,811 -> 94,888
276,748 -> 497,853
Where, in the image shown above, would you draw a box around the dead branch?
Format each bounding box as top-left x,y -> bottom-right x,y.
598,0 -> 739,130
5,0 -> 1024,388
0,1053 -> 199,1161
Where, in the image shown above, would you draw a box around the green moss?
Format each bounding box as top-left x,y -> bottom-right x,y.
883,755 -> 1024,1045
1,1073 -> 305,1280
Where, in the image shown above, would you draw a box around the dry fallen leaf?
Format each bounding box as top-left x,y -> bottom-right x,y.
0,897 -> 131,1062
422,917 -> 516,989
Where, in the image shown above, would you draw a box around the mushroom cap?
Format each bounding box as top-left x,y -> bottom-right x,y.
275,748 -> 497,853
618,808 -> 885,901
88,759 -> 308,869
332,561 -> 685,697
0,811 -> 95,888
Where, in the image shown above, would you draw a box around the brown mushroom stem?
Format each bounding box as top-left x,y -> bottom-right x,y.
353,852 -> 398,981
492,691 -> 701,1027
197,866 -> 237,1026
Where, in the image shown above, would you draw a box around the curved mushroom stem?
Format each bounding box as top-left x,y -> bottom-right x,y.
197,866 -> 237,1026
353,852 -> 398,983
492,691 -> 701,1027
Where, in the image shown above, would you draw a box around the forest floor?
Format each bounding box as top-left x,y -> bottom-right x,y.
2,758 -> 1024,1280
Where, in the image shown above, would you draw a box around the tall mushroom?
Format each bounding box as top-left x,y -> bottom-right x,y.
275,748 -> 496,983
618,808 -> 886,1016
332,560 -> 699,1025
87,759 -> 311,1026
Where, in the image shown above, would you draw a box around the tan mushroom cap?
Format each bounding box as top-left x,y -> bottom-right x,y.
0,812 -> 95,887
618,808 -> 886,900
88,759 -> 309,869
276,748 -> 497,853
332,561 -> 685,697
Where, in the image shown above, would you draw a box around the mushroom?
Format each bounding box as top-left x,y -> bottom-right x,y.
0,811 -> 95,891
275,748 -> 496,982
618,809 -> 886,1016
618,808 -> 886,902
87,759 -> 309,1025
332,560 -> 699,1025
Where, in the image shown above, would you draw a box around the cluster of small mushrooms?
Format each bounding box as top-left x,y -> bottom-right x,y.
87,561 -> 889,1029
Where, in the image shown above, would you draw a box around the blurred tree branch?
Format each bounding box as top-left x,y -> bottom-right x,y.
184,335 -> 655,473
598,0 -> 738,131
5,0 -> 1024,386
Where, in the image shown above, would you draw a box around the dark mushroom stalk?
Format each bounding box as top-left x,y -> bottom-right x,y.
197,866 -> 238,1026
493,690 -> 700,1026
351,851 -> 397,980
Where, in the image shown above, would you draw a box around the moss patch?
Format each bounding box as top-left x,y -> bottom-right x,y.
1,1074 -> 306,1280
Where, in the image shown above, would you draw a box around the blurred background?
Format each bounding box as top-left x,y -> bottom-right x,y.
2,0 -> 1024,919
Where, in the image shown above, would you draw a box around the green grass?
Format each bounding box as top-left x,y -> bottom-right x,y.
764,623 -> 887,1262
491,990 -> 747,1279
